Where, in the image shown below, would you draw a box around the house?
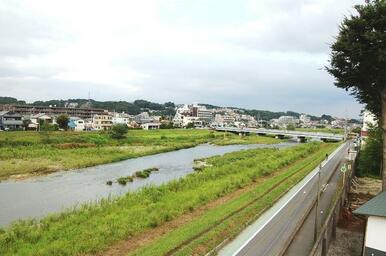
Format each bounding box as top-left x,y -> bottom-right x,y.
92,114 -> 113,130
112,113 -> 133,126
30,113 -> 54,125
0,111 -> 23,130
134,112 -> 153,124
173,104 -> 214,127
361,110 -> 377,138
141,122 -> 160,130
68,117 -> 85,131
354,191 -> 386,256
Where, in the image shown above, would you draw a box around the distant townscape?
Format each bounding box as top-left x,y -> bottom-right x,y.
0,96 -> 361,132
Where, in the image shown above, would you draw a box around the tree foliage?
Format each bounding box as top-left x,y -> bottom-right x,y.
56,114 -> 69,130
327,0 -> 386,118
286,124 -> 295,130
110,124 -> 129,139
357,123 -> 383,177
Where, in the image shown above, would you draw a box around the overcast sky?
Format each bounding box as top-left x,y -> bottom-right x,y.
0,0 -> 364,117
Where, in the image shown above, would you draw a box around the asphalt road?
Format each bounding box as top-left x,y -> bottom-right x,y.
219,142 -> 352,256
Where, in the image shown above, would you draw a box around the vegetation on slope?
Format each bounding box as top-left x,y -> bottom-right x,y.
0,129 -> 280,180
0,142 -> 338,255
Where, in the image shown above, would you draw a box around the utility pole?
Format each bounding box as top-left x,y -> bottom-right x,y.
314,166 -> 321,242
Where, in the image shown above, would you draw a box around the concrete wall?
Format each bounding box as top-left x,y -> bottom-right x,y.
365,216 -> 386,254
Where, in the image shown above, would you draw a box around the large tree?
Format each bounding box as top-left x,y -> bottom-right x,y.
56,114 -> 69,131
327,0 -> 386,189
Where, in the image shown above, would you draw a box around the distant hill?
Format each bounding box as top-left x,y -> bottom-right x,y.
0,97 -> 175,116
0,96 -> 359,122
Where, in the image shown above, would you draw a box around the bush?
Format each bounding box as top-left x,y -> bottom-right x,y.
56,115 -> 69,130
110,124 -> 129,139
117,177 -> 128,185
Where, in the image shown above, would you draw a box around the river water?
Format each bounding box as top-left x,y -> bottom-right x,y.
0,142 -> 295,227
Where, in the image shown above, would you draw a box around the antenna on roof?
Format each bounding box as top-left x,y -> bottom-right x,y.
87,90 -> 91,109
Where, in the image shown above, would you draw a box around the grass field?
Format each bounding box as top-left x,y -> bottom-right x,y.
0,129 -> 280,180
0,142 -> 339,255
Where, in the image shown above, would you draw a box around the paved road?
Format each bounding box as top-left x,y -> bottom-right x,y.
219,142 -> 352,256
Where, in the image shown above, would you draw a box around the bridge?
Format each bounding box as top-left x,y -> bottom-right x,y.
215,127 -> 344,142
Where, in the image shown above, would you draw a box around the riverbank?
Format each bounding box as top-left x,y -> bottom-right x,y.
0,142 -> 338,255
0,129 -> 280,180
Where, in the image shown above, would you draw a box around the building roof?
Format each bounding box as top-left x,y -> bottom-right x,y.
354,191 -> 386,218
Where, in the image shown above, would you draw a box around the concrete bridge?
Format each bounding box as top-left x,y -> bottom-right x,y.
215,127 -> 344,142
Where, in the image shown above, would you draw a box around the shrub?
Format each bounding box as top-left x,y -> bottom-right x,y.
56,115 -> 69,130
110,124 -> 129,139
117,177 -> 127,185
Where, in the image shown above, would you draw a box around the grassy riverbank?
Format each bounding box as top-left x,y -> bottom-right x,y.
0,142 -> 339,255
0,129 -> 280,180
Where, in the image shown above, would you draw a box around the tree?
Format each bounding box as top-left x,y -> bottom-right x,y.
110,124 -> 129,139
286,124 -> 295,131
327,0 -> 386,190
185,122 -> 195,129
357,123 -> 383,177
22,119 -> 31,130
56,114 -> 69,130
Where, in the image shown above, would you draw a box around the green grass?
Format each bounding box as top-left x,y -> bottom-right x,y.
129,143 -> 338,255
0,142 -> 338,255
0,129 -> 281,179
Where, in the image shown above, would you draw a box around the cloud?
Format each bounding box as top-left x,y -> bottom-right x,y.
0,0 -> 364,118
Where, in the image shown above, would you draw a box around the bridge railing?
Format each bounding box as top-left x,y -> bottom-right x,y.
215,127 -> 344,140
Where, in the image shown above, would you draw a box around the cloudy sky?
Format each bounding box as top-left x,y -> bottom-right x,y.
0,0 -> 364,117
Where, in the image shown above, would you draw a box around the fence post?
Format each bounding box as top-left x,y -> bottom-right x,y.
322,235 -> 327,256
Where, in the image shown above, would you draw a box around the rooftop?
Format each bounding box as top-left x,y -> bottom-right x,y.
354,191 -> 386,218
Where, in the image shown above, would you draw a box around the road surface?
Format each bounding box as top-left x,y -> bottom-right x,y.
219,142 -> 352,256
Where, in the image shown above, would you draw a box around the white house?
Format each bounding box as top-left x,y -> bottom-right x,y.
361,110 -> 377,137
354,191 -> 386,256
141,122 -> 160,130
68,117 -> 85,131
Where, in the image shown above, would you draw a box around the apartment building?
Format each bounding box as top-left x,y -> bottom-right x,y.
0,104 -> 107,119
92,114 -> 113,130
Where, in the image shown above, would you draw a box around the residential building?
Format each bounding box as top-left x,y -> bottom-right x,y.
92,114 -> 113,130
28,113 -> 55,130
141,122 -> 160,130
361,110 -> 377,137
272,115 -> 298,128
0,111 -> 23,130
192,104 -> 213,122
299,114 -> 311,124
68,117 -> 85,131
0,104 -> 107,119
354,191 -> 386,256
134,112 -> 154,124
112,113 -> 132,126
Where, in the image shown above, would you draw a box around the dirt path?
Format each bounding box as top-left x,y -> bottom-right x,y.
327,176 -> 382,256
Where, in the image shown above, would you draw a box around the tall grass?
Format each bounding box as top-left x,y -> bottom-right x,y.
0,142 -> 338,255
0,130 -> 281,179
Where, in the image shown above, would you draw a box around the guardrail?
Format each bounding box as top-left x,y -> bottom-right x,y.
307,150 -> 357,256
216,141 -> 351,256
215,127 -> 344,141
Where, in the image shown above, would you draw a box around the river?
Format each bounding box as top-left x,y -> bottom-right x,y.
0,142 -> 295,227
